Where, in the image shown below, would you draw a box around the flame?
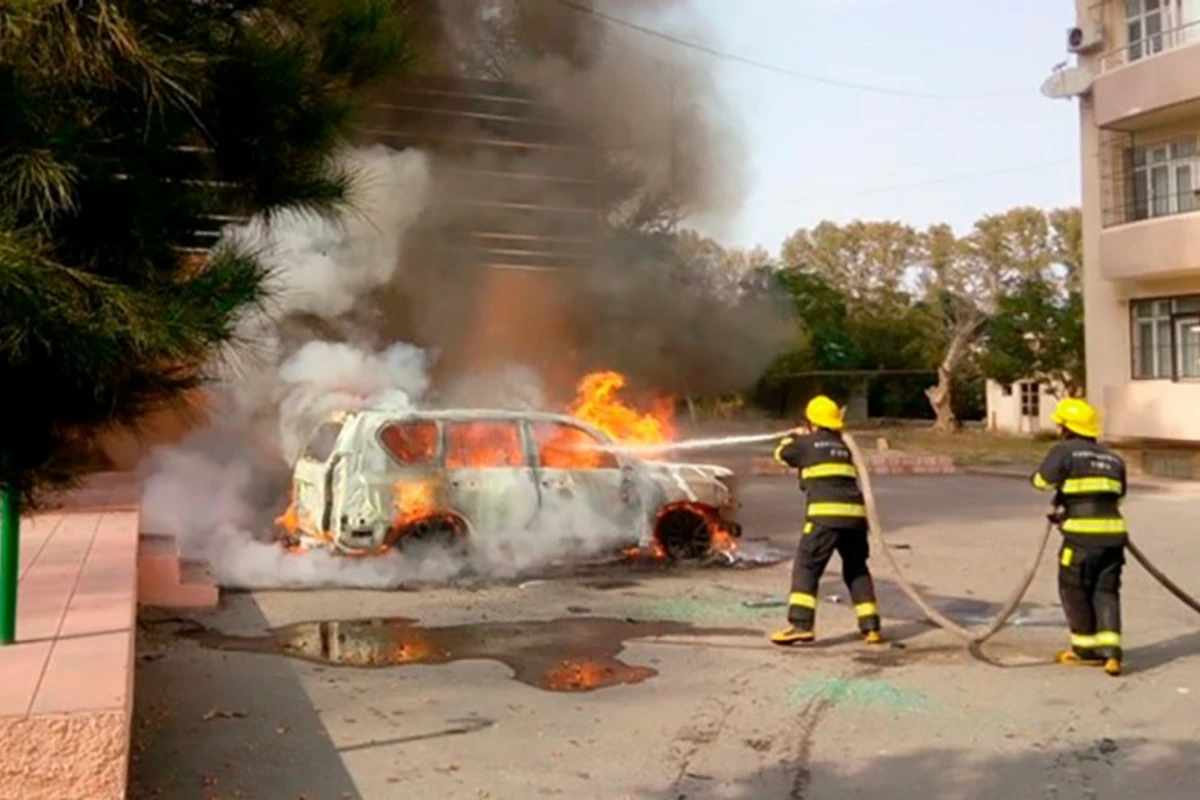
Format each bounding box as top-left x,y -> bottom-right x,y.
276,486 -> 300,535
567,371 -> 675,449
634,501 -> 738,562
380,420 -> 438,465
392,479 -> 439,528
540,370 -> 675,468
445,421 -> 524,468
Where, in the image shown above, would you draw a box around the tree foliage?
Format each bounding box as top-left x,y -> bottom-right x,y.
0,0 -> 416,503
765,206 -> 1083,428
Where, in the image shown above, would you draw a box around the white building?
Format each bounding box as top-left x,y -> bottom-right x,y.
985,379 -> 1061,434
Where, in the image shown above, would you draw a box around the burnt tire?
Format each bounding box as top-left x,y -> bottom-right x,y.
393,513 -> 469,559
654,506 -> 714,561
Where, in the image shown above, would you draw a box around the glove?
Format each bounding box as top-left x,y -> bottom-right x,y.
1046,509 -> 1065,525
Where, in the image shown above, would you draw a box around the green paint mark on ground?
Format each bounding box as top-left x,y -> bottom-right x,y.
643,596 -> 775,624
788,676 -> 927,712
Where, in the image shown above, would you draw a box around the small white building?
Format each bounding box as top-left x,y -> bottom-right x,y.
985,379 -> 1061,434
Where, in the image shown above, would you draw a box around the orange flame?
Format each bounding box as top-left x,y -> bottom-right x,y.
276,486 -> 300,535
540,370 -> 675,469
392,479 -> 440,528
445,421 -> 524,469
567,371 -> 675,448
631,501 -> 737,562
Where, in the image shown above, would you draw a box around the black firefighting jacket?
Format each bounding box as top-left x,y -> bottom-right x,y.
1031,435 -> 1127,548
773,428 -> 867,529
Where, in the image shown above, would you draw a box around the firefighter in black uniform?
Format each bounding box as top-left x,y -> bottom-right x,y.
769,395 -> 883,646
1032,397 -> 1127,677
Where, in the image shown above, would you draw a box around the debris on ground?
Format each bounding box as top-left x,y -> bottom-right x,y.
202,708 -> 247,721
742,598 -> 787,609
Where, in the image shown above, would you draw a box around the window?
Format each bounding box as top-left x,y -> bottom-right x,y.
444,421 -> 524,468
1126,1 -> 1200,61
1176,315 -> 1200,378
1019,383 -> 1041,418
1000,384 -> 1013,397
531,422 -> 619,470
1131,296 -> 1200,380
302,422 -> 343,462
379,421 -> 439,465
1126,0 -> 1168,62
1129,138 -> 1198,221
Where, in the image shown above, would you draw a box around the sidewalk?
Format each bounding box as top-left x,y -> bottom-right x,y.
0,474 -> 141,800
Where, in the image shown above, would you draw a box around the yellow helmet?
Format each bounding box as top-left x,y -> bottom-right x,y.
1052,397 -> 1100,438
805,395 -> 845,430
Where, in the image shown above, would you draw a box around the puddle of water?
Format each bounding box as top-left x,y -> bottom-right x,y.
188,616 -> 758,693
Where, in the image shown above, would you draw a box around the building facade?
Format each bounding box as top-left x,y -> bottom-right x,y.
1053,1 -> 1200,475
984,379 -> 1061,434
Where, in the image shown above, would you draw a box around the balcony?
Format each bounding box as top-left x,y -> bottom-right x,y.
1098,211 -> 1200,282
1094,21 -> 1200,130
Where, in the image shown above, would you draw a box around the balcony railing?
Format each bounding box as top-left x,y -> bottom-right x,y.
1099,19 -> 1200,73
1103,181 -> 1200,228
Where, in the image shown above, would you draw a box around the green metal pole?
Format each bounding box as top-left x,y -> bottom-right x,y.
0,484 -> 19,645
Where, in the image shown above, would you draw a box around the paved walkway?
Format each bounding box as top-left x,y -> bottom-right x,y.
0,474 -> 141,800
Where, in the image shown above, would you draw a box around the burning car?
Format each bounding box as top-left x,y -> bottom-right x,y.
275,407 -> 741,563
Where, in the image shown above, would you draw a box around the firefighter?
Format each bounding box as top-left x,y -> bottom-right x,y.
1032,397 -> 1127,677
769,395 -> 883,646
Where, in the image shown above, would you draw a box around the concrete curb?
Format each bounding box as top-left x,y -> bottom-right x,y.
963,466 -> 1199,494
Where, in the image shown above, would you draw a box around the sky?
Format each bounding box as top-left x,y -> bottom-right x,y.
649,0 -> 1083,252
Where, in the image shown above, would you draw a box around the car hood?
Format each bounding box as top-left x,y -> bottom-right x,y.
639,461 -> 734,481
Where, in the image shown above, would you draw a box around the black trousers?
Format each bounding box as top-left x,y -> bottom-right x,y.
787,522 -> 880,633
1058,542 -> 1124,660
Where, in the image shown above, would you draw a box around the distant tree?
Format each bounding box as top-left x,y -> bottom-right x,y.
1048,206 -> 1083,292
773,268 -> 861,372
981,277 -> 1085,395
914,207 -> 1054,431
0,0 -> 416,504
780,220 -> 921,301
980,207 -> 1085,395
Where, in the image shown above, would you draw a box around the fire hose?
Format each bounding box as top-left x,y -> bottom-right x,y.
841,433 -> 1200,658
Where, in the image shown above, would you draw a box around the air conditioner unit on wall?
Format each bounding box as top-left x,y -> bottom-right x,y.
1067,22 -> 1105,54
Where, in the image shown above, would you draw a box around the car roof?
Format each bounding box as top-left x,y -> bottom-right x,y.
328,407 -> 616,439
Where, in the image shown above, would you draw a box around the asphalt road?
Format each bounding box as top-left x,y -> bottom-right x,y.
130,474 -> 1200,800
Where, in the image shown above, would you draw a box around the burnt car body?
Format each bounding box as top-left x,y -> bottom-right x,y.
281,408 -> 741,561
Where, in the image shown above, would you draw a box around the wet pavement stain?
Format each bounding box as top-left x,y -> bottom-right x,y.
187,616 -> 759,693
581,579 -> 642,590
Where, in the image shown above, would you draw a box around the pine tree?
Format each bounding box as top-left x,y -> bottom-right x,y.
0,0 -> 416,505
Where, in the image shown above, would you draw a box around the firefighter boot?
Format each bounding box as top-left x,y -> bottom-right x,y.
1104,657 -> 1122,677
862,630 -> 884,645
1055,650 -> 1104,667
770,626 -> 816,646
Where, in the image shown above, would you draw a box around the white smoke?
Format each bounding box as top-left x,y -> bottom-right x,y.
141,144 -> 441,585
275,340 -> 431,462
138,143 -> 646,590
231,143 -> 433,320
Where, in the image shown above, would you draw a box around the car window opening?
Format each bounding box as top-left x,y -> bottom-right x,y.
445,421 -> 524,468
533,422 -> 618,470
380,421 -> 439,466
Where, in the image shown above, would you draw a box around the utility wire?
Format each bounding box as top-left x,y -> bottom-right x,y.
551,0 -> 1031,101
766,158 -> 1075,206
